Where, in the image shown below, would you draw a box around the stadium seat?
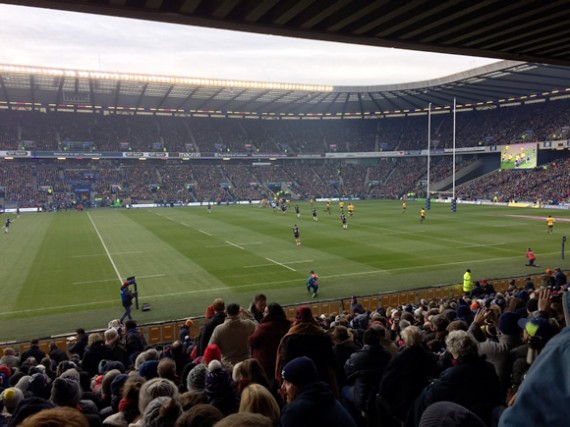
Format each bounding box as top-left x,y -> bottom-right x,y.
161,324 -> 175,343
147,326 -> 161,345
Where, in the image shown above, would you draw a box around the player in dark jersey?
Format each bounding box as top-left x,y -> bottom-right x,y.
312,207 -> 318,222
340,213 -> 348,230
293,224 -> 301,246
295,204 -> 300,218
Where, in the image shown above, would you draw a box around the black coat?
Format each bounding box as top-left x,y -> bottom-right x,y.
197,312 -> 226,356
406,353 -> 502,427
378,345 -> 439,421
82,341 -> 114,377
344,344 -> 391,410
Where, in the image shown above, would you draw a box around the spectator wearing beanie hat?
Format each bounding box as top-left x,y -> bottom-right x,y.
280,356 -> 356,427
50,377 -> 82,407
205,360 -> 239,416
141,396 -> 182,427
275,306 -> 338,397
1,387 -> 24,414
186,363 -> 208,394
138,377 -> 179,418
468,309 -> 522,397
203,344 -> 222,366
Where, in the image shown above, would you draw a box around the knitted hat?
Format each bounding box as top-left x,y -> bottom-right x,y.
205,360 -> 233,395
498,312 -> 522,336
28,373 -> 50,399
110,373 -> 128,398
186,364 -> 207,392
14,375 -> 31,393
138,378 -> 179,414
138,360 -> 159,380
281,356 -> 317,388
50,377 -> 82,407
1,387 -> 24,413
142,396 -> 182,427
419,401 -> 486,427
203,344 -> 222,365
0,365 -> 11,378
59,368 -> 81,382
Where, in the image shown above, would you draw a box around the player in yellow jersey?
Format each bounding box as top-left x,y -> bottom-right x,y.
325,200 -> 332,214
347,203 -> 354,216
402,201 -> 407,213
420,208 -> 426,223
546,215 -> 554,234
339,200 -> 345,213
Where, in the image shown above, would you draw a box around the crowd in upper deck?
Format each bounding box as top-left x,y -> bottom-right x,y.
0,98 -> 569,207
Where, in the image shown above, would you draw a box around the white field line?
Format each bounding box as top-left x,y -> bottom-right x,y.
225,241 -> 245,250
199,230 -> 212,236
265,257 -> 296,271
3,251 -> 561,316
86,212 -> 123,284
244,259 -> 314,268
72,250 -> 143,258
73,273 -> 165,285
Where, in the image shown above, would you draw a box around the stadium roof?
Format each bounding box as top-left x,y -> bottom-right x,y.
1,1 -> 569,117
4,0 -> 570,67
1,61 -> 569,117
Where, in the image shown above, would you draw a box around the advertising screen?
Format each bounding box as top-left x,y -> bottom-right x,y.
500,143 -> 537,169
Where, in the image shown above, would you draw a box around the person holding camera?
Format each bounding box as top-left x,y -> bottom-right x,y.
120,281 -> 134,323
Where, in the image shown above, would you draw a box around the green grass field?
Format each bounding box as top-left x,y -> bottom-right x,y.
1,200 -> 568,341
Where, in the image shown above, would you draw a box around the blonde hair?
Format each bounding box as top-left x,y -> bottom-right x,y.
87,332 -> 103,346
239,383 -> 280,424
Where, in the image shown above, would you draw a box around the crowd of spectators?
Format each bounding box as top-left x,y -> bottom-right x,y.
2,151 -> 569,207
0,272 -> 568,426
1,98 -> 569,154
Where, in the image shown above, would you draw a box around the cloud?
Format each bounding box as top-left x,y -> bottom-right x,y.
0,4 -> 499,85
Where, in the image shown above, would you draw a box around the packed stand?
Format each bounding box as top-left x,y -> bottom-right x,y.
1,270 -> 568,426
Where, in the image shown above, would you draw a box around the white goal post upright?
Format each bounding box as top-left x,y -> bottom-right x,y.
452,97 -> 457,199
426,103 -> 431,208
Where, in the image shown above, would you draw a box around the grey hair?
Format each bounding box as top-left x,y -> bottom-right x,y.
445,330 -> 478,358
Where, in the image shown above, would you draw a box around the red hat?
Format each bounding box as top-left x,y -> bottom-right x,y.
0,365 -> 11,378
203,344 -> 222,365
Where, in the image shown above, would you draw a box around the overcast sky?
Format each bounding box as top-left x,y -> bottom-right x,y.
0,4 -> 500,86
